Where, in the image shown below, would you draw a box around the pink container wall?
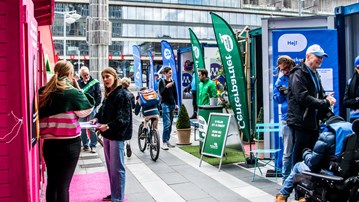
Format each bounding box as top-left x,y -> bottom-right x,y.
0,0 -> 53,201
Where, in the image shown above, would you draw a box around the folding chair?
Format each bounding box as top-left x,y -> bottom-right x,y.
250,122 -> 281,181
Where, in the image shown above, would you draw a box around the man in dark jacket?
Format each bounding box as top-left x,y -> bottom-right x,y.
275,116 -> 353,202
159,66 -> 178,150
343,55 -> 359,122
78,66 -> 102,153
287,44 -> 336,165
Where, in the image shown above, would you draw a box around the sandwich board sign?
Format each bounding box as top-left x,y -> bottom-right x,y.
200,113 -> 244,171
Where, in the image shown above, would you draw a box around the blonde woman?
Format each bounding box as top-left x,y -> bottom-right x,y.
91,68 -> 132,202
39,60 -> 94,202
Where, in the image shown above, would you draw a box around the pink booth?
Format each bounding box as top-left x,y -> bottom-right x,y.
0,0 -> 54,201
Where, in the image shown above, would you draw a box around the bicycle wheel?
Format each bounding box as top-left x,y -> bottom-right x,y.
138,122 -> 146,152
149,129 -> 160,161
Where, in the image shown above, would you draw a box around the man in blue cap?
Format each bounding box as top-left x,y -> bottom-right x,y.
287,44 -> 336,166
343,55 -> 359,122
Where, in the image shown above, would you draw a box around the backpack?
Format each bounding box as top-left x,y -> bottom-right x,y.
139,89 -> 160,107
337,133 -> 359,178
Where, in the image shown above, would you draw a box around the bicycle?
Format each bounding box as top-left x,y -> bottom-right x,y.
137,117 -> 160,161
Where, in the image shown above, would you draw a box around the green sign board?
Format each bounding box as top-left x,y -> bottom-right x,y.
201,113 -> 230,158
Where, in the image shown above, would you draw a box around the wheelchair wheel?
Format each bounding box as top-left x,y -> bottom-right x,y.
149,129 -> 160,161
137,122 -> 146,152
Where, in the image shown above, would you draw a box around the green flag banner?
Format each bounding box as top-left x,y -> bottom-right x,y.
189,28 -> 205,106
210,12 -> 250,140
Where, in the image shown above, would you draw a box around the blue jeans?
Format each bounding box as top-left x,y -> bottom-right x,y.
79,110 -> 97,148
282,123 -> 293,182
161,103 -> 175,143
279,162 -> 310,196
103,138 -> 126,202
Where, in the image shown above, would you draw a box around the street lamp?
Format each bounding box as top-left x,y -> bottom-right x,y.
55,10 -> 81,60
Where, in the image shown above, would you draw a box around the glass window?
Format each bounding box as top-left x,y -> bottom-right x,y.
200,11 -> 207,23
137,24 -> 145,37
184,10 -> 192,22
202,0 -> 210,6
199,27 -> 206,39
153,25 -> 161,37
153,8 -> 161,20
169,26 -> 177,38
217,0 -> 224,7
137,7 -> 145,20
122,7 -> 128,19
224,0 -> 233,7
161,8 -> 169,21
112,23 -> 122,37
128,24 -> 136,37
238,13 -> 244,25
168,9 -> 177,21
222,12 -> 229,22
127,7 -> 136,19
186,0 -> 194,5
122,24 -> 128,36
144,8 -> 153,20
109,5 -> 121,18
161,25 -> 169,37
178,26 -> 185,38
208,27 -> 215,39
177,10 -> 185,22
229,13 -> 237,24
144,24 -> 153,37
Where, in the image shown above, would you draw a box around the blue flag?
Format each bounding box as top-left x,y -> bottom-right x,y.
161,40 -> 179,105
132,45 -> 142,91
148,50 -> 155,90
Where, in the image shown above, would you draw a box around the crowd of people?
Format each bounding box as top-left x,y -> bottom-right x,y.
38,44 -> 359,202
274,44 -> 359,202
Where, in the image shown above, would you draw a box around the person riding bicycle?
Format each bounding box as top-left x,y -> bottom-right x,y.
134,87 -> 160,140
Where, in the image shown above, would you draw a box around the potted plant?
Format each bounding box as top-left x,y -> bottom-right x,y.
176,104 -> 192,145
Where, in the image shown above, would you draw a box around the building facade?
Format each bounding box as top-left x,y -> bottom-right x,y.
53,0 -> 357,77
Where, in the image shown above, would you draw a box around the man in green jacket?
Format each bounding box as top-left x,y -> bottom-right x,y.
198,69 -> 217,105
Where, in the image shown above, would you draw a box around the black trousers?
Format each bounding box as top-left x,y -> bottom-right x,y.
191,90 -> 197,114
290,127 -> 319,165
43,137 -> 81,202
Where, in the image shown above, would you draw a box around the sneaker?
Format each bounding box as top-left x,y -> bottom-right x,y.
161,142 -> 169,150
102,194 -> 111,201
90,148 -> 96,153
83,147 -> 90,152
167,142 -> 175,148
126,144 -> 132,157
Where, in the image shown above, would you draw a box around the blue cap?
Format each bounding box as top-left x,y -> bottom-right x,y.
154,73 -> 159,76
355,55 -> 359,68
306,44 -> 328,57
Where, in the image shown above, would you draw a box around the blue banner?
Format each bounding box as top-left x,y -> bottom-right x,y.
148,50 -> 155,90
161,40 -> 179,105
272,29 -> 339,115
132,45 -> 142,91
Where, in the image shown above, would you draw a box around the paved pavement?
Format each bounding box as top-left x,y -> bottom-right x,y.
75,113 -> 294,202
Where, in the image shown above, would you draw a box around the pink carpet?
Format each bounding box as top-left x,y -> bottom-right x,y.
70,172 -> 128,202
43,172 -> 128,202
